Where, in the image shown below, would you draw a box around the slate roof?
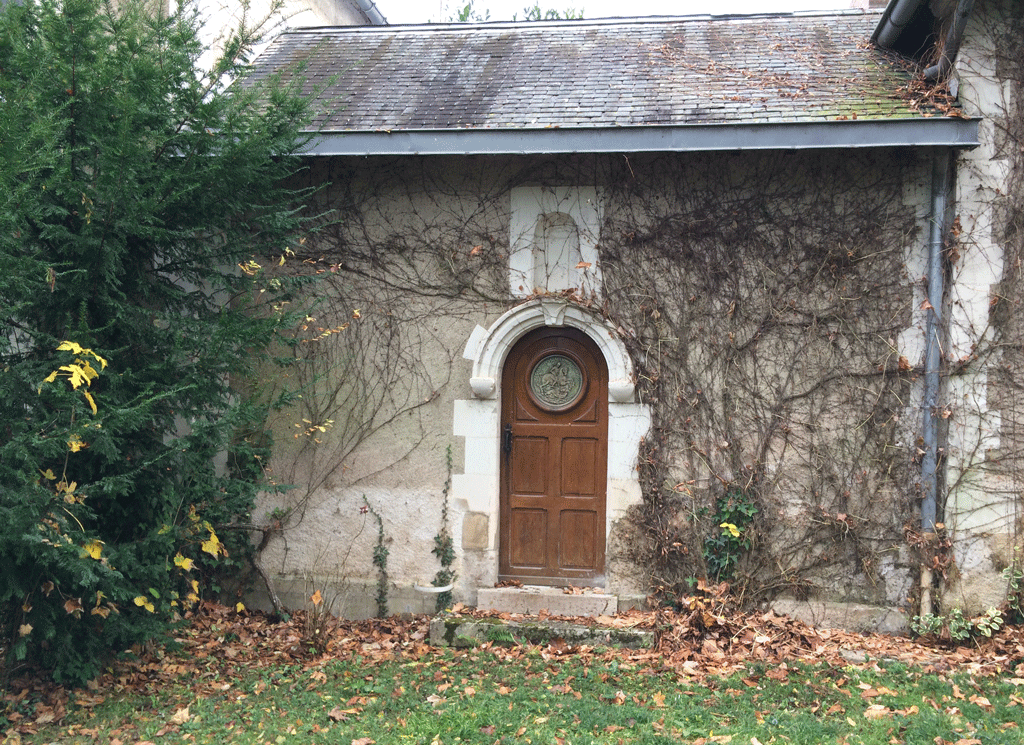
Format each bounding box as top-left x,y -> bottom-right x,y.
247,12 -> 979,154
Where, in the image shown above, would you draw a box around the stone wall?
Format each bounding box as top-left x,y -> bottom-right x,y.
245,148 -> 948,627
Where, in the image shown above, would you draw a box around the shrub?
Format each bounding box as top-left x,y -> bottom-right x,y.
0,0 -> 316,683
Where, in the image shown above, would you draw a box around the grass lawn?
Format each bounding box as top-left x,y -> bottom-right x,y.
4,604 -> 1024,745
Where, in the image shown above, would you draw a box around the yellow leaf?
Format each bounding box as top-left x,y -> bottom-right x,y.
201,531 -> 223,558
310,589 -> 323,606
68,434 -> 88,452
720,522 -> 741,538
57,341 -> 84,355
236,602 -> 245,613
83,540 -> 103,560
83,390 -> 97,415
58,364 -> 87,389
40,468 -> 57,480
19,623 -> 32,637
79,360 -> 99,383
173,554 -> 194,571
133,596 -> 156,612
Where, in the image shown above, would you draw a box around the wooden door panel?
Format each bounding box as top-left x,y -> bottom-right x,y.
571,398 -> 599,424
559,510 -> 597,569
510,509 -> 547,568
499,327 -> 607,585
514,400 -> 540,421
510,437 -> 548,494
561,438 -> 598,496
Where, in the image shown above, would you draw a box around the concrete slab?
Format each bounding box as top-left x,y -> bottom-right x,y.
430,612 -> 655,649
476,585 -> 618,617
771,598 -> 909,635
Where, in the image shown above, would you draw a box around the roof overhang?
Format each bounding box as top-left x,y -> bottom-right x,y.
301,118 -> 980,157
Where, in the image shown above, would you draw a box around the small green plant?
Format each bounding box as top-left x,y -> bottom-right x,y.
973,606 -> 1004,637
431,445 -> 457,611
702,488 -> 758,582
486,625 -> 516,645
1003,547 -> 1023,623
909,612 -> 944,637
363,497 -> 389,617
911,606 -> 1004,643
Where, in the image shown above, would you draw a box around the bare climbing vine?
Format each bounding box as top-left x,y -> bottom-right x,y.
239,6 -> 1023,612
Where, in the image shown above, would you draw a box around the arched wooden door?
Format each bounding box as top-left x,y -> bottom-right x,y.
499,327 -> 608,585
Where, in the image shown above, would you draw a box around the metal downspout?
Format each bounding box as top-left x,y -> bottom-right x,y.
353,0 -> 387,25
920,148 -> 952,616
924,0 -> 976,82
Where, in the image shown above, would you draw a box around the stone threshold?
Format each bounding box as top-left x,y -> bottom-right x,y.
476,585 -> 619,617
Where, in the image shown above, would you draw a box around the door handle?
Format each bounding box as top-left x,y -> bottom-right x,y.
503,423 -> 513,456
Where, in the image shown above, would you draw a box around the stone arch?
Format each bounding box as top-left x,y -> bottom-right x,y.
465,298 -> 636,403
453,299 -> 651,599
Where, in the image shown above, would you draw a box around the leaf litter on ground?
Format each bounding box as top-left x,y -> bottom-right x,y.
3,599 -> 1023,740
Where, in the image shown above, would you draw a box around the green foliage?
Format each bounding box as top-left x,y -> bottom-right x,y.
446,0 -> 581,22
512,3 -> 583,21
911,606 -> 1005,643
702,488 -> 758,582
0,0 -> 317,683
363,497 -> 389,617
1003,547 -> 1023,623
431,445 -> 456,612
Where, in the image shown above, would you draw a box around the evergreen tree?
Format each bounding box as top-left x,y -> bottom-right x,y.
0,0 -> 316,683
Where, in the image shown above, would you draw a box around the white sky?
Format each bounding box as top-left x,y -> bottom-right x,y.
374,0 -> 859,25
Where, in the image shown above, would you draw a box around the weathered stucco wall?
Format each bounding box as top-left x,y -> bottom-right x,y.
940,0 -> 1024,615
243,147 -> 965,628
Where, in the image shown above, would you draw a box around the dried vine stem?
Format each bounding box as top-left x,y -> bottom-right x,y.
251,135 -> 1022,609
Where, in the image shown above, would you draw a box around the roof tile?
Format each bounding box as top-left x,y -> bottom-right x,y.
249,12 -> 937,133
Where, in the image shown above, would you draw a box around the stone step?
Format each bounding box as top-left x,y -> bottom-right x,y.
476,585 -> 619,617
430,611 -> 655,650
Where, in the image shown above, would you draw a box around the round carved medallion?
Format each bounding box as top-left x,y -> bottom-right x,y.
529,354 -> 584,411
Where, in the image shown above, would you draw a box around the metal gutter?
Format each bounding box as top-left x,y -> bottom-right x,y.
872,0 -> 924,47
300,118 -> 980,156
924,0 -> 975,82
353,0 -> 387,25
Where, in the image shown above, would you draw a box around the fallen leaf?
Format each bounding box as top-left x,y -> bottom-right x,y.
352,739 -> 375,745
968,695 -> 992,711
864,704 -> 892,719
170,706 -> 190,725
